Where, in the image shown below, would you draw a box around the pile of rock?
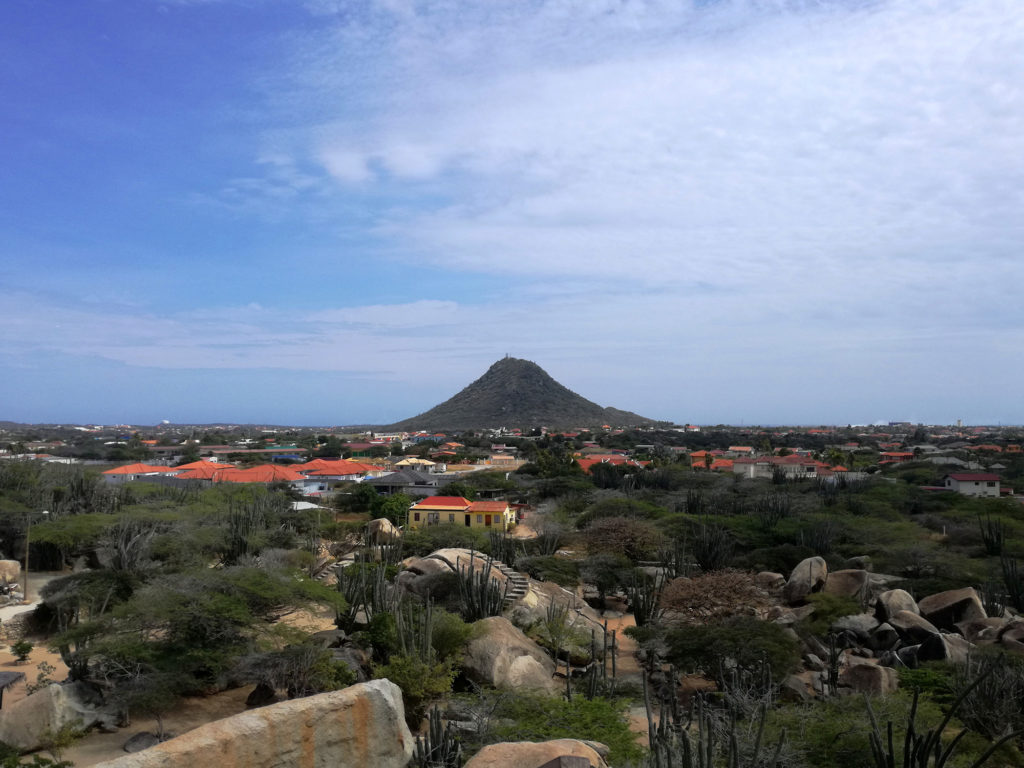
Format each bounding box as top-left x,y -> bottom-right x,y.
768,556 -> 1022,699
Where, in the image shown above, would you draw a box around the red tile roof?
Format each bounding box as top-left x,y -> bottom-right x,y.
469,501 -> 511,512
213,464 -> 305,483
946,473 -> 1000,482
103,463 -> 177,475
412,496 -> 472,509
174,461 -> 234,479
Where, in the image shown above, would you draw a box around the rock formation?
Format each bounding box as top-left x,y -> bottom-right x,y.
92,680 -> 414,768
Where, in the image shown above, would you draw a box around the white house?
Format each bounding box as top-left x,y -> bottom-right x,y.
943,473 -> 1000,498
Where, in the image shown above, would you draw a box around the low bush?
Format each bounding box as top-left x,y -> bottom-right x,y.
799,592 -> 862,637
665,616 -> 800,686
402,525 -> 489,558
373,654 -> 457,728
518,556 -> 580,588
485,694 -> 643,767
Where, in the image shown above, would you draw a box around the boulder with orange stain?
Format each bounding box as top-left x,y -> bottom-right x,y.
92,679 -> 414,768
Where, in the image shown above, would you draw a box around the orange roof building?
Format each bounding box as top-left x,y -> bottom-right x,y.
408,496 -> 515,532
212,464 -> 305,484
104,462 -> 178,475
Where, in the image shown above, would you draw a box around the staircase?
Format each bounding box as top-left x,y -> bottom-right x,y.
492,559 -> 530,607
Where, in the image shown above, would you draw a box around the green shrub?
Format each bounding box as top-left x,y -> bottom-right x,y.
665,616 -> 799,685
575,498 -> 666,528
486,694 -> 643,767
518,555 -> 580,587
799,592 -> 862,636
430,608 -> 476,663
374,654 -> 456,727
403,525 -> 488,558
11,640 -> 33,663
733,543 -> 815,574
899,663 -> 956,706
768,694 -> 935,768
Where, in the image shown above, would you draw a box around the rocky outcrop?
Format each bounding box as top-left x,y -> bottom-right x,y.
889,610 -> 940,644
465,739 -> 609,768
832,613 -> 879,640
918,633 -> 974,664
782,557 -> 827,605
1000,619 -> 1024,654
917,588 -> 986,632
840,662 -> 899,695
0,682 -> 119,752
463,617 -> 558,696
955,617 -> 1007,645
92,679 -> 414,768
875,589 -> 919,622
823,570 -> 869,602
366,518 -> 400,544
397,549 -> 509,597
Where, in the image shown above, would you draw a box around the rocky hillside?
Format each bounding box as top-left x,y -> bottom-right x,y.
388,357 -> 657,431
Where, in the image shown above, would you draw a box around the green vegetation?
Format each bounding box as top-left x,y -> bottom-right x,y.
486,693 -> 644,766
4,421 -> 1024,766
665,616 -> 801,686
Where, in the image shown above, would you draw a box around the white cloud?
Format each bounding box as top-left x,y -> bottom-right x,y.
277,0 -> 1024,318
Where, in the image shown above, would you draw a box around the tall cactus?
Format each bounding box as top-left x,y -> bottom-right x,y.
456,551 -> 508,622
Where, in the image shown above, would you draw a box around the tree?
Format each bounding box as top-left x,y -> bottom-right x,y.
176,444 -> 201,465
580,553 -> 630,608
584,517 -> 661,563
377,493 -> 413,526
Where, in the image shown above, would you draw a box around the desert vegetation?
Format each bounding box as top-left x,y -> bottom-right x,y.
0,433 -> 1023,766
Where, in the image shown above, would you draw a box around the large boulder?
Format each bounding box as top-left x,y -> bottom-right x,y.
832,613 -> 879,640
999,619 -> 1024,655
868,623 -> 900,652
875,589 -> 919,622
463,617 -> 558,696
823,570 -> 869,602
398,549 -> 509,598
892,610 -> 937,647
366,518 -> 400,544
782,557 -> 828,605
840,662 -> 899,695
93,680 -> 414,768
917,588 -> 986,632
465,739 -> 609,768
889,610 -> 940,644
955,617 -> 1007,645
918,633 -> 974,665
0,682 -> 119,752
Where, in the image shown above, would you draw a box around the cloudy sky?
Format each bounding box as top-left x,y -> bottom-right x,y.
1,0 -> 1022,426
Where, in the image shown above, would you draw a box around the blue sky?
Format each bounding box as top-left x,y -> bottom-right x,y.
1,0 -> 1023,427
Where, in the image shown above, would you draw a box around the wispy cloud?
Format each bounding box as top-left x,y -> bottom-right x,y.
3,0 -> 1023,424
275,0 -> 1024,310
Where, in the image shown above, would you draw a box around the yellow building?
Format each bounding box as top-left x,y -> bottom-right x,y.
407,496 -> 515,531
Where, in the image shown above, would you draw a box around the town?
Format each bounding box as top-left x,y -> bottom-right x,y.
1,406 -> 1023,767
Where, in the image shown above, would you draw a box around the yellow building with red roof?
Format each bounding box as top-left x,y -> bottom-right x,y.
407,495 -> 515,531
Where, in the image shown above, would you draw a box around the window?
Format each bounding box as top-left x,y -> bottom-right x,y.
477,515 -> 483,523
987,482 -> 996,487
449,513 -> 455,522
414,512 -> 420,521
